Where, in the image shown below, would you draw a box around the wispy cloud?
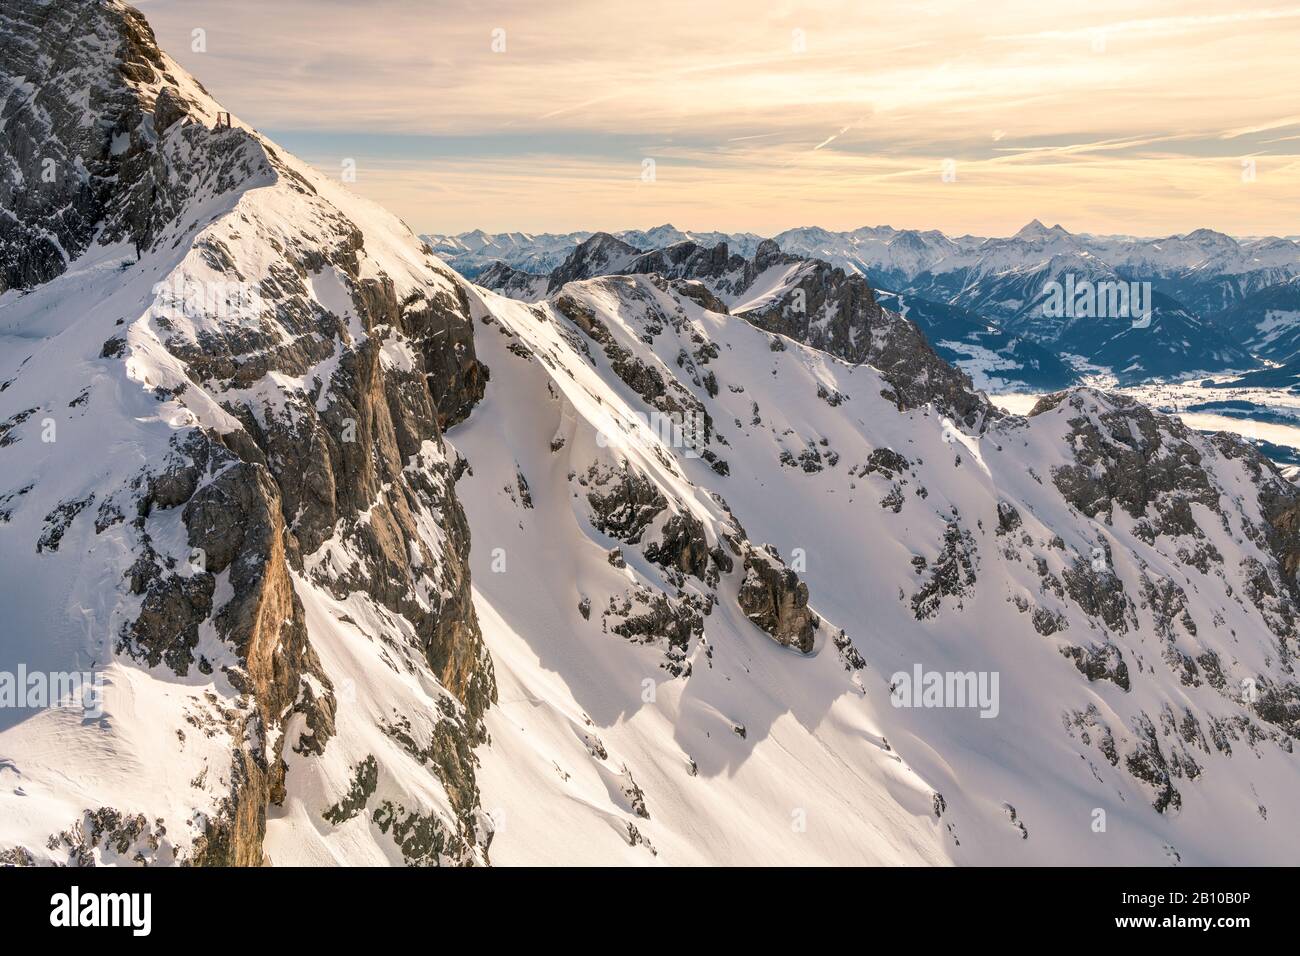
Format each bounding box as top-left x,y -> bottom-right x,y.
813,125 -> 853,150
139,0 -> 1300,235
989,6 -> 1300,42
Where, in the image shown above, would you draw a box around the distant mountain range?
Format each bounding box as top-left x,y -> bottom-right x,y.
424,220 -> 1300,292
429,223 -> 1300,388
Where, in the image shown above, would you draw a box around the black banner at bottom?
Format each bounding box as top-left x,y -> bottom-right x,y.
0,865 -> 1274,941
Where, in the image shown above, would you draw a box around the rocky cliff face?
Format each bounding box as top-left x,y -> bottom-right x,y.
0,0 -> 259,292
475,260 -> 548,301
545,232 -> 641,289
0,0 -> 492,865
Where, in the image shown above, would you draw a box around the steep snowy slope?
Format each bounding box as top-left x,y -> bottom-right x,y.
452,272 -> 1300,864
1,0 -> 495,865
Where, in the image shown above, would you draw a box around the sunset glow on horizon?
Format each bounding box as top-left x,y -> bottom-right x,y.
139,0 -> 1300,237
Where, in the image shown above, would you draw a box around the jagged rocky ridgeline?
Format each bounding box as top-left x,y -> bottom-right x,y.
1,0 -> 492,865
486,233 -> 994,426
3,0 -> 1300,867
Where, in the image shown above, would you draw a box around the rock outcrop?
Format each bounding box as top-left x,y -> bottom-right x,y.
737,546 -> 818,653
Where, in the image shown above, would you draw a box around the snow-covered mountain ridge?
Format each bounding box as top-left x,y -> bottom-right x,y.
447,222 -> 1299,384
2,0 -> 1299,866
2,0 -> 493,865
459,269 -> 1300,864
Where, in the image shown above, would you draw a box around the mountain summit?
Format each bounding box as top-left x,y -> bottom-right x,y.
1013,219 -> 1071,241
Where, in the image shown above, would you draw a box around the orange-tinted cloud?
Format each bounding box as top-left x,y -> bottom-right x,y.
140,0 -> 1300,236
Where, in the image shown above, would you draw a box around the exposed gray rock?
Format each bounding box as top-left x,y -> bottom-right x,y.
540,234 -> 996,425
547,232 -> 641,289
0,0 -> 271,291
996,500 -> 1022,535
738,545 -> 817,653
1061,642 -> 1131,691
152,85 -> 189,132
603,586 -> 703,676
644,511 -> 709,580
1037,391 -> 1219,529
911,521 -> 978,620
1061,554 -> 1136,634
475,260 -> 548,300
584,463 -> 668,544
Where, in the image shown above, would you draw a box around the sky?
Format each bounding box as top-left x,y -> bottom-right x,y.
137,0 -> 1300,238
